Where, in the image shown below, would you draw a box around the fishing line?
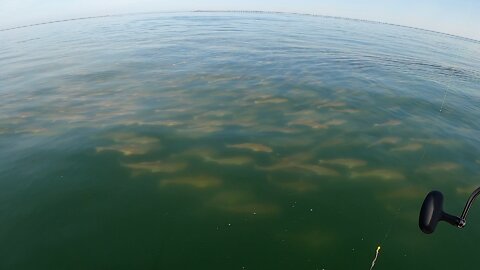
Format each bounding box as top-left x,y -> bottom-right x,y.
368,206 -> 402,270
439,88 -> 448,112
439,73 -> 453,112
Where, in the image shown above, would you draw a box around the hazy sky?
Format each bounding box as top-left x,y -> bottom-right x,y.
1,0 -> 479,40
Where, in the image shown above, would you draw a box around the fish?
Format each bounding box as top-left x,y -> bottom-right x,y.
317,101 -> 346,108
96,144 -> 151,156
268,136 -> 316,147
253,126 -> 299,134
318,158 -> 367,169
173,148 -> 252,166
97,133 -> 159,156
147,120 -> 183,127
334,88 -> 348,95
254,97 -> 289,104
124,161 -> 187,174
195,110 -> 230,118
154,108 -> 188,113
351,169 -> 405,181
14,127 -> 50,135
228,143 -> 273,153
49,114 -> 88,123
284,110 -> 316,116
257,161 -> 296,172
325,119 -> 346,126
257,152 -> 316,172
177,125 -> 223,136
374,120 -> 401,127
409,138 -> 453,146
204,156 -> 253,166
287,119 -> 328,129
456,185 -> 478,195
109,133 -> 159,145
391,143 -> 423,152
369,137 -> 401,147
171,147 -> 216,159
419,162 -> 461,172
159,176 -> 221,189
333,109 -> 360,113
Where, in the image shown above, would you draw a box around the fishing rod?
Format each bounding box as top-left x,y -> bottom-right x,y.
419,187 -> 480,234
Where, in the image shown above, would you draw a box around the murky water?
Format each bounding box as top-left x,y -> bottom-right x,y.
1,12 -> 480,269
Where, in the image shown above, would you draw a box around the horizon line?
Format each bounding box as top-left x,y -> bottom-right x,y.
1,10 -> 479,44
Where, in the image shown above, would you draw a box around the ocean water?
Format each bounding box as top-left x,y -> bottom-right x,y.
1,12 -> 480,269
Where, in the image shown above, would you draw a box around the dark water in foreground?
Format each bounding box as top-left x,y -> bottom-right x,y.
1,12 -> 480,269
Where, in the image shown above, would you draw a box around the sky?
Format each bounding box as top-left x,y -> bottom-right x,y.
1,0 -> 479,40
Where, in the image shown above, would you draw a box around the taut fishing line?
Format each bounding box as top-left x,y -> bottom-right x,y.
439,72 -> 454,112
368,205 -> 402,269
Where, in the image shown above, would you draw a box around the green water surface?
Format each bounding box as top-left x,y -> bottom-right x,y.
1,12 -> 480,269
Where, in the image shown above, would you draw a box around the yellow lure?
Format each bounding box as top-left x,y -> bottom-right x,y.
370,246 -> 381,270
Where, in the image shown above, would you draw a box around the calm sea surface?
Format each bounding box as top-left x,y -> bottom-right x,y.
1,12 -> 480,269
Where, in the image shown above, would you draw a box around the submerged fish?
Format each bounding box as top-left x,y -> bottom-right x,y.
325,119 -> 346,126
456,185 -> 478,195
149,120 -> 183,127
257,152 -> 316,172
294,164 -> 340,176
177,124 -> 223,136
391,143 -> 423,152
228,143 -> 273,153
284,110 -> 316,116
369,137 -> 401,147
254,97 -> 289,104
420,162 -> 461,172
374,120 -> 401,127
253,126 -> 299,134
261,162 -> 340,176
410,138 -> 453,146
96,144 -> 151,156
333,109 -> 360,113
317,101 -> 346,108
124,161 -> 187,174
107,132 -> 159,144
208,191 -> 280,215
159,176 -> 221,189
288,119 -> 328,129
14,127 -> 50,135
318,158 -> 367,169
173,148 -> 253,166
204,156 -> 253,166
97,133 -> 159,156
351,169 -> 405,181
195,110 -> 230,118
